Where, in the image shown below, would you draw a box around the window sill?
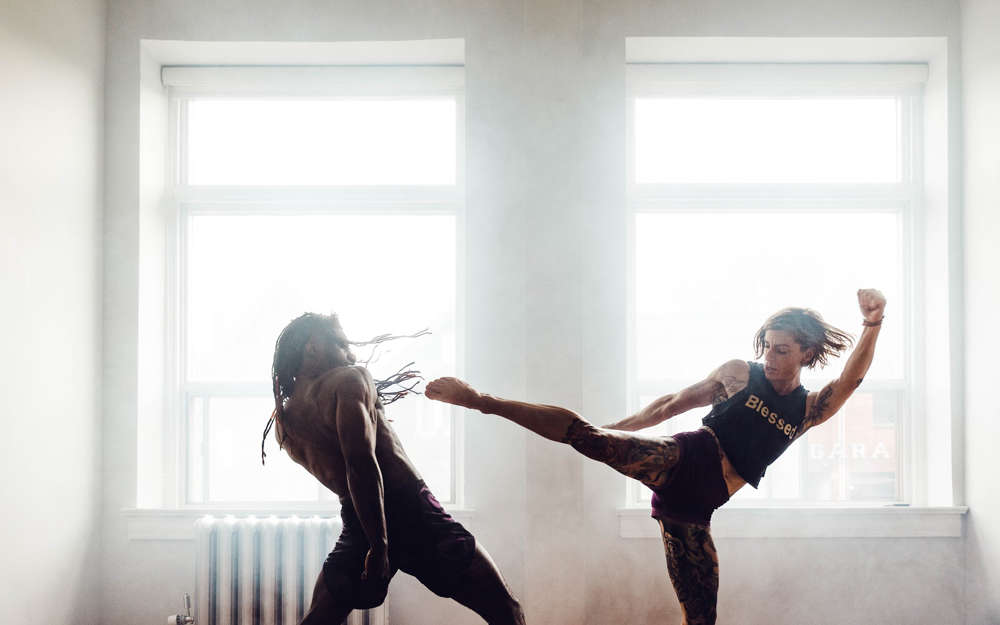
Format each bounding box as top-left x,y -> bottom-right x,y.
123,506 -> 477,541
617,505 -> 968,539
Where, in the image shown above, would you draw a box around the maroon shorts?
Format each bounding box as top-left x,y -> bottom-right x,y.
324,481 -> 476,607
649,427 -> 731,527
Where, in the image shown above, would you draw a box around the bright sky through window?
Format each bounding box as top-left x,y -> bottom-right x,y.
187,99 -> 457,185
186,215 -> 456,383
634,211 -> 903,383
635,98 -> 900,184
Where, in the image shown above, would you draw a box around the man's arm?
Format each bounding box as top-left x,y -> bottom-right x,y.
800,289 -> 887,434
604,359 -> 748,431
332,369 -> 389,580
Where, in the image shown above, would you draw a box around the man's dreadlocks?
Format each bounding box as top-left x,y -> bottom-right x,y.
262,312 -> 429,465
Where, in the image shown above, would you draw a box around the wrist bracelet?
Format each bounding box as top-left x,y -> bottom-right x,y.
862,316 -> 884,327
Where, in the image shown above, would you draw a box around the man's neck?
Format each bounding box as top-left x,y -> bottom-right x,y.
298,362 -> 346,382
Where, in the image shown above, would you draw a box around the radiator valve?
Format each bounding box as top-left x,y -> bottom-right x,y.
167,593 -> 195,625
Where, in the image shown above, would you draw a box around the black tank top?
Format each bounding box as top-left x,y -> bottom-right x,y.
701,361 -> 809,488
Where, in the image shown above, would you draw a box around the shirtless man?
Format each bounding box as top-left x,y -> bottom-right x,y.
266,313 -> 524,625
425,289 -> 886,625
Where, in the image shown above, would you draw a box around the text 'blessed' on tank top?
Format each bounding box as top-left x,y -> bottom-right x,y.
701,361 -> 809,488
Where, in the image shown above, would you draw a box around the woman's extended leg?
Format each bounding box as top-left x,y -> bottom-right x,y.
425,377 -> 680,488
561,419 -> 680,488
658,518 -> 720,625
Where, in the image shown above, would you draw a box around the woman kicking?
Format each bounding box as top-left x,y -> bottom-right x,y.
424,289 -> 886,625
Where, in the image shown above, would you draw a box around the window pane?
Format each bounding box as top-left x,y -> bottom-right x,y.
187,99 -> 456,185
384,397 -> 453,502
196,396 -> 319,503
187,214 -> 456,383
635,98 -> 900,184
763,440 -> 801,499
186,214 -> 456,503
800,391 -> 899,501
635,211 -> 903,382
187,397 -> 205,502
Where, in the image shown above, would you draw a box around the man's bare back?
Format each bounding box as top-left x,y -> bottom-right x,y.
276,365 -> 423,498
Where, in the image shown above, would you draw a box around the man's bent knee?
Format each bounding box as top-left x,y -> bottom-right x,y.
489,596 -> 525,625
508,597 -> 526,625
323,567 -> 389,610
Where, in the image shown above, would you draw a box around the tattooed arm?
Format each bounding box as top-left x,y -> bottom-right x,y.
800,289 -> 887,433
604,359 -> 750,431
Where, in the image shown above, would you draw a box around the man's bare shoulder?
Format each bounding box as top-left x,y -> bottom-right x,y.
309,367 -> 378,435
315,365 -> 376,397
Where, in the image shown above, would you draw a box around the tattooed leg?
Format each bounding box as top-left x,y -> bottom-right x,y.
658,518 -> 719,625
562,420 -> 680,489
457,388 -> 681,488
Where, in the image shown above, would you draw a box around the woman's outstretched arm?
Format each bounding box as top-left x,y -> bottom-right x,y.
799,289 -> 887,434
603,360 -> 748,431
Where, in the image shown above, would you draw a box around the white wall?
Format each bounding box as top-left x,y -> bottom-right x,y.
961,0 -> 1000,622
102,1 -> 969,624
0,1 -> 105,624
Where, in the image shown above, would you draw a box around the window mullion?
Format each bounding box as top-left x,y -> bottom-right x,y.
632,193 -> 911,214
175,186 -> 463,213
201,396 -> 210,504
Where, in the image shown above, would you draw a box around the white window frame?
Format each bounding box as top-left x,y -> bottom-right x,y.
624,63 -> 925,508
163,65 -> 467,511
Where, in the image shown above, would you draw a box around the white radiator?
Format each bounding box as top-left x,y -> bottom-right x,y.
195,516 -> 388,625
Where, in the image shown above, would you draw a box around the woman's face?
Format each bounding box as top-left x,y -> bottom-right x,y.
761,329 -> 811,383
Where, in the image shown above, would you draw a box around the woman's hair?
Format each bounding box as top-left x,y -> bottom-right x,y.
262,312 -> 427,464
753,307 -> 854,369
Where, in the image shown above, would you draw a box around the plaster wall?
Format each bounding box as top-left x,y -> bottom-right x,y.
0,1 -> 106,623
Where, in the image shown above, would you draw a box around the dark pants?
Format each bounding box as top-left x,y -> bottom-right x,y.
322,481 -> 477,609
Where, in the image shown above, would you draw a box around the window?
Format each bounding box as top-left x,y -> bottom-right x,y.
627,64 -> 923,505
167,66 -> 464,507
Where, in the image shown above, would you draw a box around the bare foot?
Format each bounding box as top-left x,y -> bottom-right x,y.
425,377 -> 482,409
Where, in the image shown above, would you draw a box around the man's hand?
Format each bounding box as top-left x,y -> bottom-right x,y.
858,288 -> 886,323
425,377 -> 482,409
362,546 -> 390,582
